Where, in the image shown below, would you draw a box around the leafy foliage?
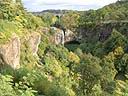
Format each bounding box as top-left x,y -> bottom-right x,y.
0,0 -> 128,96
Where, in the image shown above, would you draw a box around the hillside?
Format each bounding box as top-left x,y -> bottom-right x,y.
0,0 -> 128,96
32,9 -> 80,16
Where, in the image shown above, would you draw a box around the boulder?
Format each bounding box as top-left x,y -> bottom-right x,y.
0,34 -> 20,69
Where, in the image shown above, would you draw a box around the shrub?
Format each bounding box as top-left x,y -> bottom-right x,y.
0,74 -> 17,96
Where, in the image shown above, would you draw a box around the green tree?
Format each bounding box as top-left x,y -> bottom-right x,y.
76,53 -> 102,95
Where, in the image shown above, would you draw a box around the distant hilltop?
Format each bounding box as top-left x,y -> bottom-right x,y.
32,9 -> 82,16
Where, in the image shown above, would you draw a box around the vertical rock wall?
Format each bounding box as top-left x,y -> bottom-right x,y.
0,34 -> 20,69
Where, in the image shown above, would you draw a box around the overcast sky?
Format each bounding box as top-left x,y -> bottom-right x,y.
22,0 -> 117,12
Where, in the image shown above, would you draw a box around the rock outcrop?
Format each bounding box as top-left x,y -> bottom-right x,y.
48,27 -> 75,45
65,29 -> 75,43
0,34 -> 20,69
0,31 -> 41,69
39,27 -> 75,45
78,21 -> 128,42
0,27 -> 75,69
50,27 -> 64,45
28,32 -> 41,55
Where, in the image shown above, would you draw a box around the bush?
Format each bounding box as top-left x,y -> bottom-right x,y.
0,74 -> 17,96
0,20 -> 20,43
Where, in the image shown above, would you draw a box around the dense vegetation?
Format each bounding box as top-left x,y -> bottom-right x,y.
0,0 -> 128,96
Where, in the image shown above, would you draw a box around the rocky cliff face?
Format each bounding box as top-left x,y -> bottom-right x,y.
0,32 -> 41,69
0,34 -> 20,69
28,32 -> 41,55
50,27 -> 64,45
0,27 -> 75,69
49,27 -> 75,45
78,22 -> 128,42
65,29 -> 75,43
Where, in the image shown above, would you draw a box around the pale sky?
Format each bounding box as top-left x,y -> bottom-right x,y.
22,0 -> 117,12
